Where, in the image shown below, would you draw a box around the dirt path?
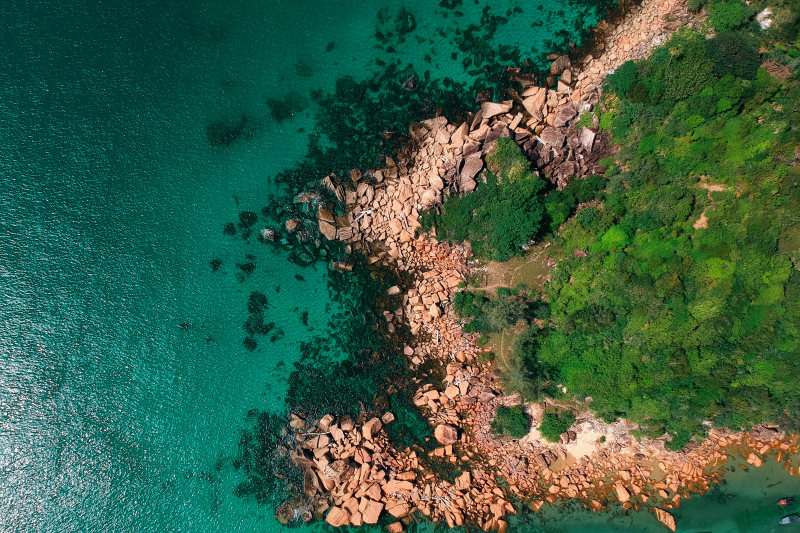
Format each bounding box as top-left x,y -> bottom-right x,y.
693,180 -> 728,229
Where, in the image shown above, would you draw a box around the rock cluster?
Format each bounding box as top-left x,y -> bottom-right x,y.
276,0 -> 800,531
287,410 -> 518,532
314,87 -> 606,244
574,0 -> 700,93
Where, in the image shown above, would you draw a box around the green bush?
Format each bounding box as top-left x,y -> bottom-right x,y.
661,29 -> 716,102
484,295 -> 528,331
485,136 -> 530,182
453,290 -> 487,319
706,32 -> 761,80
608,60 -> 638,96
577,112 -> 595,128
627,81 -> 651,103
421,138 -> 546,261
545,189 -> 575,233
708,1 -> 749,31
498,328 -> 558,401
539,410 -> 576,442
492,405 -> 530,439
453,286 -> 539,335
478,351 -> 495,364
598,110 -> 614,130
687,0 -> 706,12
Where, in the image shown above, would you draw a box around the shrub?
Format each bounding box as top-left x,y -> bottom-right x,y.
492,405 -> 529,439
601,225 -> 629,251
452,290 -> 487,319
422,139 -> 546,260
598,110 -> 615,130
660,30 -> 715,102
498,328 -> 557,401
627,81 -> 651,103
539,410 -> 576,442
577,112 -> 595,128
708,1 -> 749,31
485,136 -> 530,182
665,430 -> 693,451
578,207 -> 602,232
608,60 -> 638,96
484,296 -> 528,331
687,0 -> 706,12
706,31 -> 761,80
478,351 -> 495,364
545,189 -> 576,233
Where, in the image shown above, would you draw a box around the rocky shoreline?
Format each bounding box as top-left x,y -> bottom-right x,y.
277,0 -> 800,531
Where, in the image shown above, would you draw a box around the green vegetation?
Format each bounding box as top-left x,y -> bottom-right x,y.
707,31 -> 761,80
420,134 -> 608,255
539,409 -> 576,442
577,111 -> 595,128
498,326 -> 558,402
439,13 -> 800,451
421,138 -> 547,261
452,285 -> 538,334
525,19 -> 800,449
708,0 -> 750,31
492,405 -> 530,439
414,2 -> 800,451
478,351 -> 496,364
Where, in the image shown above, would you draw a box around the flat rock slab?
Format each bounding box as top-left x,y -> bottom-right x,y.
481,101 -> 513,120
539,127 -> 565,148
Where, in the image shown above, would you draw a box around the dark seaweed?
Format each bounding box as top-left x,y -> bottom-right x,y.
238,211 -> 258,229
206,114 -> 252,146
267,92 -> 305,123
232,412 -> 302,506
243,337 -> 257,351
248,291 -> 268,314
236,262 -> 255,275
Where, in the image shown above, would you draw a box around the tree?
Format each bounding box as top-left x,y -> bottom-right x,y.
539,410 -> 576,442
706,32 -> 760,80
492,406 -> 530,439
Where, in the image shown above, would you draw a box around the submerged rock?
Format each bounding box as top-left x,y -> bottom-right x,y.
275,498 -> 313,526
653,508 -> 676,532
206,114 -> 252,147
238,211 -> 258,228
260,228 -> 279,241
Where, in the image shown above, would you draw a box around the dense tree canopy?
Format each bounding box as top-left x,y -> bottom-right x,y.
530,20 -> 800,449
419,1 -> 800,450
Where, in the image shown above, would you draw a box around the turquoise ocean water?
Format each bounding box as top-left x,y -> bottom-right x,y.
1,1 -> 798,532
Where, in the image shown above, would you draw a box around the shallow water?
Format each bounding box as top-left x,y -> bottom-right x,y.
1,0 -> 797,532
